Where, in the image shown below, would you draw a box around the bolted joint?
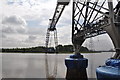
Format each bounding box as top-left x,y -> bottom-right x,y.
72,36 -> 85,46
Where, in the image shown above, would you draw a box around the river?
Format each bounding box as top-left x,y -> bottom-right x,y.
1,52 -> 115,79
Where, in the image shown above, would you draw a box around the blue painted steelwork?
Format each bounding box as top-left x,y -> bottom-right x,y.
65,56 -> 88,69
65,54 -> 88,79
106,59 -> 120,67
96,59 -> 120,80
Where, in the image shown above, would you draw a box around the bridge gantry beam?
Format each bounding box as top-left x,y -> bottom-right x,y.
48,0 -> 70,31
45,0 -> 70,49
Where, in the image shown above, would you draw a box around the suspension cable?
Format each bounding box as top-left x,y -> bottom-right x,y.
45,28 -> 58,80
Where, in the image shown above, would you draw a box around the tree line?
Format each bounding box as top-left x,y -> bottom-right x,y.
1,45 -> 90,53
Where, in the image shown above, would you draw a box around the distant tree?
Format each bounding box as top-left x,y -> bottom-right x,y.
2,45 -> 89,53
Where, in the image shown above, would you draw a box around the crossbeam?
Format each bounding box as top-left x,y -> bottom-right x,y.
76,18 -> 110,39
49,0 -> 70,31
72,0 -> 110,40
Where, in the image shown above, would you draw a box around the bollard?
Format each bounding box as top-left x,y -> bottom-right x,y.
96,59 -> 120,80
65,54 -> 88,80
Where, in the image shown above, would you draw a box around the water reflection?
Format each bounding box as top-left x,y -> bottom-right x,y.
0,53 -> 2,79
2,52 -> 114,78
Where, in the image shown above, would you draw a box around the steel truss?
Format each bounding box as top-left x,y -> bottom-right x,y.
72,0 -> 120,59
72,0 -> 110,40
48,1 -> 70,31
46,0 -> 120,59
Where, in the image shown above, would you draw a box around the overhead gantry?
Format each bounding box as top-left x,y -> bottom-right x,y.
45,0 -> 70,49
48,0 -> 70,31
45,0 -> 70,79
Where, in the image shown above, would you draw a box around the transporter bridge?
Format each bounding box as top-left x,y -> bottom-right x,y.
45,0 -> 120,79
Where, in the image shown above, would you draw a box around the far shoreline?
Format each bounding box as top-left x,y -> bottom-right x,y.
1,51 -> 115,54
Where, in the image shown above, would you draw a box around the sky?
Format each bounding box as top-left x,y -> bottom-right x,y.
0,0 -> 116,50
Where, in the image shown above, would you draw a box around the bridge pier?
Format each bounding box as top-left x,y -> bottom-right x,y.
65,54 -> 88,80
104,6 -> 120,59
96,59 -> 120,80
96,2 -> 120,80
65,36 -> 88,80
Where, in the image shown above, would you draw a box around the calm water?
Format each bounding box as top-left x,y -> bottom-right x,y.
1,52 -> 115,79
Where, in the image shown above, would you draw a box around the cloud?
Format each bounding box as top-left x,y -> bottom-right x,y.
57,25 -> 72,45
1,15 -> 29,48
83,34 -> 114,51
1,34 -> 6,38
2,0 -> 56,20
27,27 -> 46,35
2,25 -> 15,34
2,37 -> 27,48
2,15 -> 27,35
1,16 -> 47,48
25,35 -> 37,43
1,0 -> 115,50
2,15 -> 27,26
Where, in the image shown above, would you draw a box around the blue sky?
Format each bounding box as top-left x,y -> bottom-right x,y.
1,0 -> 116,50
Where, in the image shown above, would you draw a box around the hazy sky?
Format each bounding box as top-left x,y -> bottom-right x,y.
1,0 -> 117,50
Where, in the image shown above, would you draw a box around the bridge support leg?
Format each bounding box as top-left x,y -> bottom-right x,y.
65,54 -> 88,80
